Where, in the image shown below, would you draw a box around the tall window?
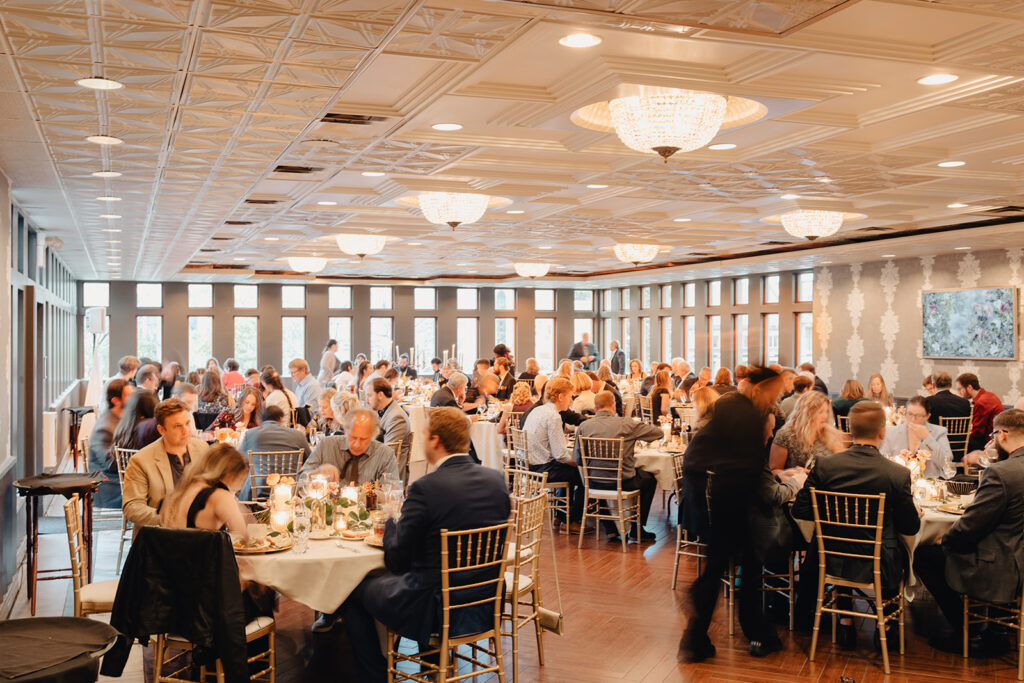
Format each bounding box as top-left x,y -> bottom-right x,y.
602,289 -> 613,311
763,275 -> 780,304
708,280 -> 721,306
494,289 -> 515,311
414,317 -> 436,369
661,284 -> 672,308
603,318 -> 613,358
535,318 -> 555,373
83,313 -> 109,379
329,317 -> 352,363
328,286 -> 351,309
683,282 -> 695,308
661,317 -> 672,362
573,318 -> 593,343
621,288 -> 631,309
763,313 -> 780,365
136,316 -> 162,360
734,314 -> 749,366
495,318 -> 516,354
414,287 -> 436,310
796,272 -> 814,302
370,286 -> 392,310
281,285 -> 305,309
621,319 -> 631,360
573,290 -> 593,311
456,318 -> 478,369
684,316 -> 695,365
535,289 -> 554,311
641,317 -> 651,366
735,278 -> 749,305
136,283 -> 162,308
796,312 -> 814,365
234,317 -> 258,370
708,316 -> 721,371
370,317 -> 393,363
83,282 -> 109,308
234,284 -> 258,308
281,317 -> 305,369
456,288 -> 478,310
188,284 -> 212,308
641,287 -> 651,309
188,316 -> 213,372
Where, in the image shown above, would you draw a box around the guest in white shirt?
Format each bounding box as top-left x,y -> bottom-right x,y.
332,360 -> 356,392
362,360 -> 390,396
289,358 -> 323,409
880,395 -> 954,479
260,369 -> 299,427
571,371 -> 597,414
522,377 -> 584,532
108,355 -> 140,385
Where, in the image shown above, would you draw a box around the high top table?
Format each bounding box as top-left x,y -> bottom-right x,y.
0,617 -> 117,683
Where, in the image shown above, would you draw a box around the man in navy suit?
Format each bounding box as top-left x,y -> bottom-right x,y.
341,407 -> 511,682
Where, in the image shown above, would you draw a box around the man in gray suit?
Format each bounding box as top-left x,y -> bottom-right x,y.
914,408 -> 1024,654
567,332 -> 599,371
609,340 -> 626,376
571,391 -> 664,541
366,378 -> 411,445
237,405 -> 311,500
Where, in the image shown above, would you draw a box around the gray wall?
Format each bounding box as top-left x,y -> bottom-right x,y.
813,248 -> 1024,403
0,171 -> 16,612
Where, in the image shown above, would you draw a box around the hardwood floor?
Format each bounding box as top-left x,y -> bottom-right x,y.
12,499 -> 1024,682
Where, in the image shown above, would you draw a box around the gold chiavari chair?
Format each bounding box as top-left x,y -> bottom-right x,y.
836,414 -> 851,433
941,411 -> 974,471
762,551 -> 799,632
670,452 -> 706,590
63,494 -> 118,617
387,523 -> 511,683
247,450 -> 305,502
963,589 -> 1024,679
502,412 -> 525,487
503,490 -> 547,683
508,468 -> 548,500
807,488 -> 904,674
508,428 -> 570,531
114,447 -> 137,571
155,618 -> 276,683
637,394 -> 653,424
577,437 -> 640,553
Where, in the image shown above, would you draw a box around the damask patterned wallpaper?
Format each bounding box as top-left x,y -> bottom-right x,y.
814,248 -> 1024,404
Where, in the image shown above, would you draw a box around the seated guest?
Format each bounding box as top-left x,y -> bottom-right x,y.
770,390 -> 843,472
868,373 -> 892,407
463,373 -> 498,413
396,354 -> 417,379
913,409 -> 1024,654
89,379 -> 134,508
430,372 -> 466,408
832,379 -> 869,420
650,369 -> 673,422
429,357 -> 442,382
113,390 -> 160,451
690,386 -> 719,432
640,363 -> 670,397
493,357 -> 515,400
301,408 -> 398,485
171,382 -> 201,439
340,408 -> 510,682
383,368 -> 401,392
135,363 -> 161,392
366,378 -> 411,445
696,366 -> 712,389
197,370 -> 232,414
237,405 -> 310,463
780,375 -> 813,417
791,402 -> 920,650
626,359 -> 645,391
314,388 -> 343,436
753,463 -> 807,582
957,372 -> 1004,452
571,371 -> 597,414
799,362 -> 830,395
470,358 -> 492,387
927,372 -> 971,425
493,343 -> 514,372
122,399 -> 211,529
555,360 -> 573,379
331,391 -> 360,431
711,368 -> 736,395
158,362 -> 180,401
572,391 -> 663,541
210,385 -> 262,432
260,369 -> 298,427
109,355 -> 140,385
362,360 -> 390,396
922,374 -> 936,396
498,381 -> 535,435
354,360 -> 374,394
245,368 -> 261,388
289,358 -> 323,409
880,395 -> 953,479
332,361 -> 356,393
221,358 -> 246,393
523,377 -> 584,532
596,365 -> 623,415
734,365 -> 750,393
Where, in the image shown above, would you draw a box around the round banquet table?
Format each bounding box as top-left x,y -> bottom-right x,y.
0,617 -> 117,683
903,506 -> 960,600
470,420 -> 504,471
236,538 -> 384,614
635,447 -> 679,492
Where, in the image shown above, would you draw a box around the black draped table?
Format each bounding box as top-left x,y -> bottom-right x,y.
0,617 -> 117,683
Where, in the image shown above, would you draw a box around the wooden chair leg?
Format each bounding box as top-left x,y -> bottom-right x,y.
877,599 -> 890,675
577,501 -> 587,549
1017,605 -> 1023,681
809,577 -> 825,662
493,634 -> 507,683
268,627 -> 277,683
154,636 -> 165,683
671,526 -> 681,590
898,592 -> 905,655
532,586 -> 545,666
963,597 -> 970,659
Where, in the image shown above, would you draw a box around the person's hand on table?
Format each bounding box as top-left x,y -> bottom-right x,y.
963,451 -> 982,466
316,464 -> 341,483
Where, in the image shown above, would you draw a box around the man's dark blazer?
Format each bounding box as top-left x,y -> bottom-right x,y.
429,386 -> 459,408
942,447 -> 1024,603
567,342 -> 599,370
928,389 -> 972,425
610,349 -> 626,376
812,375 -> 830,396
792,444 -> 920,588
364,455 -> 511,644
495,373 -> 516,401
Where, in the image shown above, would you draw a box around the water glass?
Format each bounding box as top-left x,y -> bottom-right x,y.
292,510 -> 311,554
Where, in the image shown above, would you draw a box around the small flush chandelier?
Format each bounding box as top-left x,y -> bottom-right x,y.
335,233 -> 388,259
780,210 -> 845,240
287,256 -> 327,273
613,243 -> 660,266
514,262 -> 551,278
418,192 -> 490,229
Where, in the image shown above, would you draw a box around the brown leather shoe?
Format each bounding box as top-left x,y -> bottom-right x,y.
566,522 -> 593,535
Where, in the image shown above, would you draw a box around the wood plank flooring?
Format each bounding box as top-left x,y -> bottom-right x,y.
11,498 -> 1024,682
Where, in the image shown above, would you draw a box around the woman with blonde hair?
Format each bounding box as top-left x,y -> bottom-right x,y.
690,386 -> 720,431
868,373 -> 891,407
570,371 -> 597,413
556,360 -> 573,379
832,379 -> 868,419
712,368 -> 736,395
770,390 -> 843,471
330,391 -> 360,431
498,381 -> 535,435
316,387 -> 343,436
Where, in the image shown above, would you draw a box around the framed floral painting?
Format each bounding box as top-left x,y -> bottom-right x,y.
922,287 -> 1017,360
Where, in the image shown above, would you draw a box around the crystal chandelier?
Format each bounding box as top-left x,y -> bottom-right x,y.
417,192 -> 490,229
613,243 -> 660,266
514,262 -> 551,278
287,256 -> 327,273
335,234 -> 388,258
780,210 -> 845,240
608,90 -> 728,161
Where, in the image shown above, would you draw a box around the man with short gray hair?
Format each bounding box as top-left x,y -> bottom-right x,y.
430,372 -> 467,408
300,408 -> 398,485
135,363 -> 160,392
289,357 -> 323,408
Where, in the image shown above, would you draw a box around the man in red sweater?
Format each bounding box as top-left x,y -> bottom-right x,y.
956,372 -> 1004,452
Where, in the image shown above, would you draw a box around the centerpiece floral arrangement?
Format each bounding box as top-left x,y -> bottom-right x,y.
256,473 -> 375,535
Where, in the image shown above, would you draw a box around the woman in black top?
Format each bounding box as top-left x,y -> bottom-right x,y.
650,369 -> 673,422
112,390 -> 159,451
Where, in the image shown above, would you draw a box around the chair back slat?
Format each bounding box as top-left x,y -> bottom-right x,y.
808,488 -> 886,580
248,450 -> 305,500
114,448 -> 137,483
671,451 -> 685,499
941,411 -> 974,462
439,523 -> 511,638
638,395 -> 653,424
578,437 -> 625,490
507,411 -> 524,432
509,490 -> 546,577
63,493 -> 86,614
508,427 -> 529,470
836,415 -> 850,433
508,468 -> 547,499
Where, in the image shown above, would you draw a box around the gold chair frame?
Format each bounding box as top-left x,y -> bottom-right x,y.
670,452 -> 707,590
577,437 -> 640,553
508,427 -> 569,530
63,493 -> 118,617
940,410 -> 974,470
246,450 -> 304,501
502,490 -> 547,682
963,591 -> 1024,679
154,617 -> 276,683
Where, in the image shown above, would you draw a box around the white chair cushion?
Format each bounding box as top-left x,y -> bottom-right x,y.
80,579 -> 119,607
504,571 -> 534,595
245,616 -> 276,637
506,542 -> 534,563
587,489 -> 640,500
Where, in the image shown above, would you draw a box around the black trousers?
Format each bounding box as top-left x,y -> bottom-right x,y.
913,544 -> 966,632
689,538 -> 770,644
622,469 -> 657,527
530,460 -> 584,522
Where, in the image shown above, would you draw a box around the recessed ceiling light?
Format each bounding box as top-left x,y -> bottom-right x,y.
408,242 -> 423,246
264,237 -> 279,241
91,170 -> 122,178
559,33 -> 602,48
86,135 -> 123,145
361,171 -> 385,177
708,143 -> 736,151
938,160 -> 965,167
431,123 -> 463,131
917,74 -> 958,85
96,196 -> 121,202
506,210 -> 524,214
781,193 -> 800,199
955,246 -> 971,250
673,218 -> 691,222
233,257 -> 245,261
456,263 -> 468,266
822,261 -> 832,265
586,184 -> 608,189
538,245 -> 552,250
99,214 -> 121,218
947,202 -> 968,208
468,270 -> 478,274
816,177 -> 833,183
102,228 -> 121,233
317,201 -> 337,206
882,254 -> 896,258
76,77 -> 124,90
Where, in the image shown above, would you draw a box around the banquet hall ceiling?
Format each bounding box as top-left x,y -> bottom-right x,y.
4,0 -> 1024,282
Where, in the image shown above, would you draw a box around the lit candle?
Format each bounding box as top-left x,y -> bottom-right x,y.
270,509 -> 290,533
342,485 -> 359,501
310,474 -> 328,500
272,484 -> 291,509
333,514 -> 347,534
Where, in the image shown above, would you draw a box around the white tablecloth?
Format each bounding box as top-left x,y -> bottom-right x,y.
405,405 -> 504,482
635,447 -> 678,491
237,540 -> 385,613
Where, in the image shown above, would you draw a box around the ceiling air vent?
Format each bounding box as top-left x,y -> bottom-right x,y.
244,198 -> 281,205
761,240 -> 791,246
198,248 -> 220,253
321,113 -> 386,125
224,220 -> 252,225
273,165 -> 323,174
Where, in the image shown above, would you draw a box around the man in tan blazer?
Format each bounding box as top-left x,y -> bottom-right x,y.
122,398 -> 210,528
